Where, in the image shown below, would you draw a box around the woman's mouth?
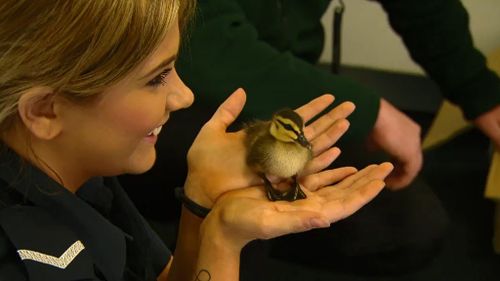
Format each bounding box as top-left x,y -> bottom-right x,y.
147,126 -> 162,137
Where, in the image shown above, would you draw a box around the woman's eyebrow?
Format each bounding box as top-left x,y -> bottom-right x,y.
141,54 -> 177,79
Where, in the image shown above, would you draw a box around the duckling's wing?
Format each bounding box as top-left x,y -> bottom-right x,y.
246,134 -> 276,173
244,121 -> 273,172
244,120 -> 270,147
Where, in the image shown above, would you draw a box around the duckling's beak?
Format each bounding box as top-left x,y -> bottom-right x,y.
296,132 -> 312,149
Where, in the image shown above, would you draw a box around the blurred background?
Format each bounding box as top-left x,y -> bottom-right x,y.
319,0 -> 500,74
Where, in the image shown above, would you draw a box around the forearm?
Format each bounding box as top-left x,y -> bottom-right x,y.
166,207 -> 203,281
167,206 -> 242,281
195,219 -> 241,281
377,0 -> 500,119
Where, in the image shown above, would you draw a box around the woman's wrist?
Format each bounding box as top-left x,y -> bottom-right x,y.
193,209 -> 244,281
175,187 -> 211,218
200,209 -> 244,256
184,175 -> 214,209
196,232 -> 241,280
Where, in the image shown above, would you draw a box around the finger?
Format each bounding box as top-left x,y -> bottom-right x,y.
386,153 -> 422,190
323,179 -> 386,221
304,102 -> 355,140
385,167 -> 416,190
208,88 -> 247,130
350,162 -> 394,189
295,94 -> 335,123
317,163 -> 392,221
301,166 -> 358,191
474,111 -> 500,149
333,164 -> 380,189
309,119 -> 350,156
300,147 -> 341,176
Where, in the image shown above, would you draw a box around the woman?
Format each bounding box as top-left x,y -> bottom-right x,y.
0,0 -> 392,280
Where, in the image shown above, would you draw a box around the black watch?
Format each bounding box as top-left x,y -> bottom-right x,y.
174,187 -> 211,218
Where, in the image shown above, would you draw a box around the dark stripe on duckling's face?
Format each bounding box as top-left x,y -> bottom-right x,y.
276,119 -> 298,134
274,108 -> 304,128
275,117 -> 310,148
276,118 -> 300,138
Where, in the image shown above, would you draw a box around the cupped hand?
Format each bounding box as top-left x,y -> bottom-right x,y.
184,88 -> 355,208
184,88 -> 252,208
474,104 -> 500,150
367,98 -> 422,190
203,162 -> 394,251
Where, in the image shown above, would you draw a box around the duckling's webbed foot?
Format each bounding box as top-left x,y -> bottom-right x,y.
262,174 -> 306,202
261,174 -> 283,201
282,175 -> 307,202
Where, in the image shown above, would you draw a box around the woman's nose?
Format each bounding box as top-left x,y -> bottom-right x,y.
166,68 -> 194,111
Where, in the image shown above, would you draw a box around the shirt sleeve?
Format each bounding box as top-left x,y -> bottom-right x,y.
105,177 -> 172,278
141,215 -> 172,275
177,0 -> 380,140
0,228 -> 29,281
376,0 -> 500,119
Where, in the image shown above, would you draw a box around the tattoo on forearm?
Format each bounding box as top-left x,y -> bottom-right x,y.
194,269 -> 211,281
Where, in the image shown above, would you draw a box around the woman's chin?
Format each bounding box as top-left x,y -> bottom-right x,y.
126,150 -> 157,175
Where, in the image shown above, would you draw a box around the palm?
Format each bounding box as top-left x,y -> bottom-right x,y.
213,163 -> 393,246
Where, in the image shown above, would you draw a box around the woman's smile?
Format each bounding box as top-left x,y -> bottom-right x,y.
145,125 -> 163,144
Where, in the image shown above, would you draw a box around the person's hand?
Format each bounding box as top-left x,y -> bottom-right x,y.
298,95 -> 355,176
184,88 -> 355,208
201,162 -> 394,251
367,98 -> 422,190
184,88 -> 251,208
473,105 -> 500,150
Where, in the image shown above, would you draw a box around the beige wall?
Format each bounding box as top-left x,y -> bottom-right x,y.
319,0 -> 500,74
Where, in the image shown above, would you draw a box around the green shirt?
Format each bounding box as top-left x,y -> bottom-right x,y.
177,0 -> 500,140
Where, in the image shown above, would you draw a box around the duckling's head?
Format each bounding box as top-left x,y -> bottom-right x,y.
269,109 -> 311,149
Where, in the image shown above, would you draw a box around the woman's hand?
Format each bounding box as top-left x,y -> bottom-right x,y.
184,88 -> 355,208
474,104 -> 500,150
202,162 -> 394,252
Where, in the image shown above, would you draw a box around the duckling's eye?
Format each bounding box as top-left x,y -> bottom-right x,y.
146,68 -> 172,87
277,120 -> 298,135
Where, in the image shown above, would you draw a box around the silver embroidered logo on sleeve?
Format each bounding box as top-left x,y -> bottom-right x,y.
17,240 -> 85,269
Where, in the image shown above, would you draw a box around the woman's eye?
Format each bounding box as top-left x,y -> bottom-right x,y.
146,68 -> 172,87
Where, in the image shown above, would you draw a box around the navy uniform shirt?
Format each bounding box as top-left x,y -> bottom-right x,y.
0,147 -> 172,281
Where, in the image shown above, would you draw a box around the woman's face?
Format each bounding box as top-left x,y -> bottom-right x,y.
58,22 -> 194,179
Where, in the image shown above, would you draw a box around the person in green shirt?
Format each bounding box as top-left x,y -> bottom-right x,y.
121,0 -> 500,275
176,0 -> 500,187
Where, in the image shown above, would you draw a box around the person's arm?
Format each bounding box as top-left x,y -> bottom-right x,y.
158,206 -> 239,281
376,0 -> 500,123
162,207 -> 207,281
177,0 -> 380,141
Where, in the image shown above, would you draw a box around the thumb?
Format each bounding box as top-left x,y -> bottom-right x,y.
209,88 -> 247,130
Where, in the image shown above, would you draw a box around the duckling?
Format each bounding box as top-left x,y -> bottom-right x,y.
245,108 -> 312,201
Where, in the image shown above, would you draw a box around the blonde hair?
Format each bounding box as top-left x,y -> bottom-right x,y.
0,0 -> 195,131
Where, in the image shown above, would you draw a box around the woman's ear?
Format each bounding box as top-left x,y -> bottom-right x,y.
17,87 -> 63,140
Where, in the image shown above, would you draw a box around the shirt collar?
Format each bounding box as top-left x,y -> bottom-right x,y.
0,146 -> 127,281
